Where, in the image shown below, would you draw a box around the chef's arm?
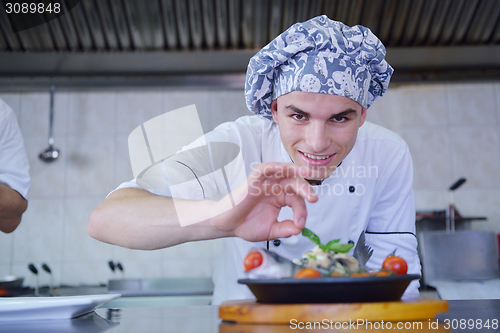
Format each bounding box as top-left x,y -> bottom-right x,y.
0,183 -> 27,233
88,187 -> 232,250
88,163 -> 317,250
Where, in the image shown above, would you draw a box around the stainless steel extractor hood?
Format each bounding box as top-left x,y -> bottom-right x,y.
0,0 -> 499,88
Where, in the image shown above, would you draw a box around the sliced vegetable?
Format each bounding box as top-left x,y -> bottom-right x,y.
382,252 -> 408,275
295,268 -> 322,278
244,251 -> 263,271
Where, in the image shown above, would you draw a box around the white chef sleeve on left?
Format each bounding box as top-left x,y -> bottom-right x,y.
0,100 -> 30,200
364,143 -> 421,297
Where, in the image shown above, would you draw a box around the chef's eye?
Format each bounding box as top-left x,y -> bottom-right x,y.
292,114 -> 306,121
332,116 -> 347,123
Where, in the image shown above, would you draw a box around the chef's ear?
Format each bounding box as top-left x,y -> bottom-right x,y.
271,99 -> 279,123
359,107 -> 367,127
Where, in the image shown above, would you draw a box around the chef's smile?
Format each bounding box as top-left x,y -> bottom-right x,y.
271,91 -> 367,180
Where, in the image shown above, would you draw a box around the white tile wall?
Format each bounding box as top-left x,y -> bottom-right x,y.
447,83 -> 498,126
2,82 -> 500,289
397,84 -> 449,127
399,128 -> 453,189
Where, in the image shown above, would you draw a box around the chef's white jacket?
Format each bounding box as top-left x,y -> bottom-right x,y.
0,99 -> 30,200
115,115 -> 421,304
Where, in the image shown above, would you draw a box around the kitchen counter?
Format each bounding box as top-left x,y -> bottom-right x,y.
1,298 -> 499,332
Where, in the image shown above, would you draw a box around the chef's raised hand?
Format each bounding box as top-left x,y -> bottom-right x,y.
210,162 -> 318,242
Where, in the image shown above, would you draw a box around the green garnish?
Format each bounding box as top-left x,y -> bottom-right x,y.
301,227 -> 354,253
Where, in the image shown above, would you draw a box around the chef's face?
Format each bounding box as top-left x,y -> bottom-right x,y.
271,91 -> 366,180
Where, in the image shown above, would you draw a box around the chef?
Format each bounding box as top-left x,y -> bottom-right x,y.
0,98 -> 30,233
89,15 -> 420,304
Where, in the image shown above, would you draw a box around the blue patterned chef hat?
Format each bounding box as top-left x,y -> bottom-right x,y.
245,15 -> 393,120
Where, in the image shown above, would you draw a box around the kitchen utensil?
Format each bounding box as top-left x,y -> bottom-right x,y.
39,85 -> 60,162
353,231 -> 373,269
446,178 -> 466,232
42,263 -> 53,294
239,274 -> 420,303
28,263 -> 39,296
219,296 -> 448,324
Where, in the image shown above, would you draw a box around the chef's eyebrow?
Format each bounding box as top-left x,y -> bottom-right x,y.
284,105 -> 358,119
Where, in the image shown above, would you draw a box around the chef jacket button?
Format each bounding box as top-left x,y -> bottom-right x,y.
349,186 -> 355,193
273,239 -> 281,247
348,240 -> 355,245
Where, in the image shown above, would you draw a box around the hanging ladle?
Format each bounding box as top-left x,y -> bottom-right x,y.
39,85 -> 59,162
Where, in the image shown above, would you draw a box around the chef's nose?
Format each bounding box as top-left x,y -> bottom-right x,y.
306,122 -> 330,153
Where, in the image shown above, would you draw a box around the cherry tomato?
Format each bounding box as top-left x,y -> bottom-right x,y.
382,254 -> 408,275
244,251 -> 263,271
295,268 -> 322,278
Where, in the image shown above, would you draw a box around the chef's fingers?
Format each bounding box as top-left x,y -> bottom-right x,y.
268,219 -> 303,240
279,190 -> 308,229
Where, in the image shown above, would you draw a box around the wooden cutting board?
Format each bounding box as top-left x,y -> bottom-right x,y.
219,297 -> 448,324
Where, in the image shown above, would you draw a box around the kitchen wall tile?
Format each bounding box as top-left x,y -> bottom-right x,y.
0,264 -> 11,278
414,190 -> 448,211
163,90 -> 211,134
113,246 -> 162,262
366,88 -> 403,130
65,136 -> 114,196
450,127 -> 500,188
0,93 -> 21,120
161,240 -> 212,261
19,91 -> 69,137
0,233 -> 12,264
399,128 -> 453,189
113,134 -> 134,188
398,84 -> 448,127
68,92 -> 116,135
62,198 -> 114,261
111,259 -> 163,279
12,198 -> 64,262
161,257 -> 211,278
447,83 -> 498,126
454,189 -> 500,234
61,261 -> 110,286
23,135 -> 66,196
207,90 -> 249,132
115,90 -> 163,135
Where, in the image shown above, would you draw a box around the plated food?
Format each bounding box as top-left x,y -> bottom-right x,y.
244,228 -> 408,279
240,228 -> 417,303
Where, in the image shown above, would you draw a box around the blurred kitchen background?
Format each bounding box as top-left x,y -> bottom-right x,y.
0,0 -> 499,292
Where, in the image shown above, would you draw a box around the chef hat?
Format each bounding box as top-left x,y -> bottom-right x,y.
245,15 -> 393,120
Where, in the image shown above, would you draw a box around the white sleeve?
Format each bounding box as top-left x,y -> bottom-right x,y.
365,143 -> 421,296
0,100 -> 30,200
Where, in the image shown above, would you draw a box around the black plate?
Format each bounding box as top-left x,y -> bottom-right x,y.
239,274 -> 420,303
